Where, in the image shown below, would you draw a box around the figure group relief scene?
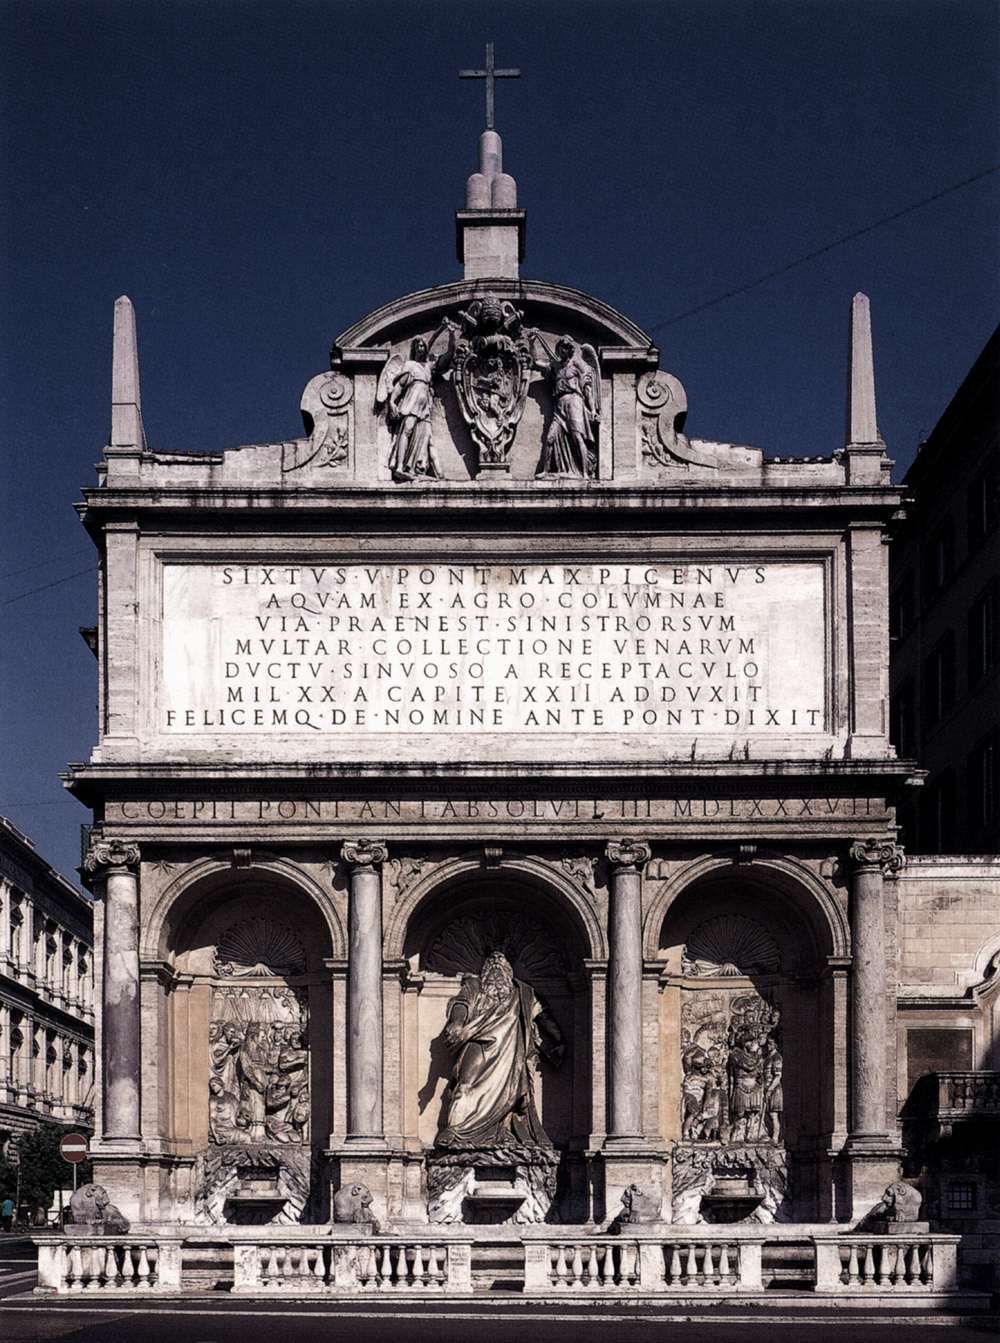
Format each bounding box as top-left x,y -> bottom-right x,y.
373,295 -> 602,483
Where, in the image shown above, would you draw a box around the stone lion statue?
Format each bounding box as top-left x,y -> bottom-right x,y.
870,1180 -> 922,1224
609,1182 -> 662,1232
332,1182 -> 380,1233
66,1183 -> 130,1234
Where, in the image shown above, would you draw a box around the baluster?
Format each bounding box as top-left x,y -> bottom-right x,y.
296,1246 -> 310,1279
264,1245 -> 279,1284
627,1242 -> 641,1285
706,1242 -> 718,1285
585,1244 -> 599,1286
425,1245 -> 439,1287
135,1245 -> 151,1290
862,1243 -> 875,1285
718,1242 -> 731,1284
846,1243 -> 859,1285
889,1243 -> 903,1285
378,1242 -> 394,1288
668,1244 -> 682,1285
569,1244 -> 583,1288
68,1245 -> 84,1292
683,1242 -> 697,1284
554,1244 -> 568,1284
355,1244 -> 371,1286
921,1243 -> 933,1286
412,1244 -> 425,1288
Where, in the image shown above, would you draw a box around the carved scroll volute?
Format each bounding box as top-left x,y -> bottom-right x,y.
82,839 -> 141,879
341,840 -> 388,873
637,370 -> 716,470
605,839 -> 651,874
848,837 -> 905,876
284,371 -> 353,474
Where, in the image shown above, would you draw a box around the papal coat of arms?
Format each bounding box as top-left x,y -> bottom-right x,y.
451,297 -> 532,472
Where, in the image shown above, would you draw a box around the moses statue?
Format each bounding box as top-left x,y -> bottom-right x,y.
436,950 -> 563,1149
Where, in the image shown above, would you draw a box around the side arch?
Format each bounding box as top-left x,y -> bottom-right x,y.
384,853 -> 607,962
141,855 -> 346,963
642,851 -> 851,963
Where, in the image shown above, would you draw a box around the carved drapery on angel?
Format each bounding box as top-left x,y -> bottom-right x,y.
376,324 -> 455,482
529,333 -> 601,480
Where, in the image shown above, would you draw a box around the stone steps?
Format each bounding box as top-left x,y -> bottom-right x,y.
470,1239 -> 525,1292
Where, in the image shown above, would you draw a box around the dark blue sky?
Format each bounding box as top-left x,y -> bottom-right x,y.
2,0 -> 998,877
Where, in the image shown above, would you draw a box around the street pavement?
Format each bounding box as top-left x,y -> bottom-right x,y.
0,1240 -> 997,1342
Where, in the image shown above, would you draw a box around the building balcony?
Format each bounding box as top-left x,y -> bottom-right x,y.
924,1071 -> 1000,1136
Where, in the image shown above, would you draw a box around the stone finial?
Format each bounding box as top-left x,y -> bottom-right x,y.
458,129 -> 524,280
110,295 -> 147,451
466,130 -> 518,211
845,292 -> 881,447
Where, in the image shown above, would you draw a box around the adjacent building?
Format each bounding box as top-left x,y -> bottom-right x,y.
0,817 -> 95,1136
890,327 -> 1000,854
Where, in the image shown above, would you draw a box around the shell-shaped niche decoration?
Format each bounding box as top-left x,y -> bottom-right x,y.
424,911 -> 569,982
214,917 -> 307,979
681,914 -> 781,978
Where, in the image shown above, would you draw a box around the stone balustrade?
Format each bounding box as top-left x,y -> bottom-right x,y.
814,1235 -> 960,1293
933,1070 -> 1000,1119
233,1237 -> 473,1293
524,1236 -> 764,1293
36,1238 -> 181,1294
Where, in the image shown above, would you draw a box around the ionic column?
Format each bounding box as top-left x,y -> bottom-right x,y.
848,837 -> 903,1141
83,838 -> 142,1143
342,840 -> 388,1145
605,839 -> 651,1142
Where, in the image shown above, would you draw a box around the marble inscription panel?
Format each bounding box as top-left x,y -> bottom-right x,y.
158,561 -> 826,741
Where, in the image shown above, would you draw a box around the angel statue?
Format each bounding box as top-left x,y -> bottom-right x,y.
376,323 -> 456,483
529,333 -> 601,480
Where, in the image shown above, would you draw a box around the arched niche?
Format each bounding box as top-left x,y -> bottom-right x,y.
653,860 -> 843,1222
156,867 -> 335,1225
398,867 -> 595,1156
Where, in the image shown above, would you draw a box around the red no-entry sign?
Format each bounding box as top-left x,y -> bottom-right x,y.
59,1133 -> 88,1164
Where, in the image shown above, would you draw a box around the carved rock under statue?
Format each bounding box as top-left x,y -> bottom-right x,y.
66,1184 -> 130,1235
429,950 -> 564,1223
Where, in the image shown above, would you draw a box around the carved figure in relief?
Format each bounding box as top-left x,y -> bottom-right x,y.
763,1039 -> 783,1142
208,1076 -> 243,1144
727,1033 -> 765,1142
376,326 -> 455,482
529,333 -> 601,480
869,1180 -> 923,1224
436,950 -> 563,1149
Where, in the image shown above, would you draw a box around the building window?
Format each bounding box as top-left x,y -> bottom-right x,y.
922,519 -> 954,607
967,731 -> 999,837
967,581 -> 998,686
890,574 -> 913,640
947,1181 -> 977,1212
923,631 -> 956,730
967,466 -> 997,549
919,769 -> 956,853
891,678 -> 916,756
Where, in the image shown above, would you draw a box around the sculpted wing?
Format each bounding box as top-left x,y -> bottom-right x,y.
375,354 -> 404,416
580,343 -> 602,420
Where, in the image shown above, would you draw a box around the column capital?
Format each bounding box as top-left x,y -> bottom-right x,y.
83,838 -> 141,879
848,837 -> 904,877
341,839 -> 388,873
605,839 -> 651,874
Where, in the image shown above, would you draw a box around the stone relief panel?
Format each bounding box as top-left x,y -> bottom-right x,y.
197,915 -> 313,1225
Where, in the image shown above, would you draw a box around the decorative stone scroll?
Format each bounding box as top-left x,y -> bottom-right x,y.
284,371 -> 353,473
637,370 -> 715,470
849,837 -> 905,876
681,915 -> 781,978
82,838 -> 140,876
452,296 -> 532,472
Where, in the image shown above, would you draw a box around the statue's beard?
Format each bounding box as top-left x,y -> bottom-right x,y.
481,962 -> 514,1003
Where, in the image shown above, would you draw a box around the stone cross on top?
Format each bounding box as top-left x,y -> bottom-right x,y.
460,42 -> 520,130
